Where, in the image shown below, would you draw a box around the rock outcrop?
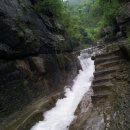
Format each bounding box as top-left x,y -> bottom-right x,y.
100,2 -> 130,43
0,0 -> 80,128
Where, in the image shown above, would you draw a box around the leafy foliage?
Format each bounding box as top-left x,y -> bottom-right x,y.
34,0 -> 64,18
34,0 -> 93,48
81,0 -> 122,39
64,0 -> 123,45
34,0 -> 123,48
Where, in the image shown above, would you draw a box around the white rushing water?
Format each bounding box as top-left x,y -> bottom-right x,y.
31,50 -> 95,130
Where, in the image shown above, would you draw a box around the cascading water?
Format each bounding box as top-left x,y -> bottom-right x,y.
31,50 -> 95,130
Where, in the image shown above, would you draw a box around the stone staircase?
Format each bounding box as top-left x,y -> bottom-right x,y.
69,43 -> 130,130
91,52 -> 121,104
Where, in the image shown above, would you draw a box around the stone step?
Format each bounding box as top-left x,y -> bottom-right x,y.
92,82 -> 113,91
96,60 -> 120,70
94,67 -> 118,78
94,90 -> 112,96
95,56 -> 120,65
93,77 -> 113,85
95,52 -> 116,59
91,91 -> 111,103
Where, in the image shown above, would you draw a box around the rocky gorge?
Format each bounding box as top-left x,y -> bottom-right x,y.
0,0 -> 130,130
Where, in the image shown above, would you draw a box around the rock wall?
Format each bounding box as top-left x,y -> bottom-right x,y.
0,0 -> 79,122
100,2 -> 130,43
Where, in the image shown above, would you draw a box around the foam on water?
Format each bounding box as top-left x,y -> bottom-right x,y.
31,51 -> 95,130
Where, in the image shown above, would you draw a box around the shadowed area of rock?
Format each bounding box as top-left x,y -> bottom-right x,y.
0,1 -> 80,129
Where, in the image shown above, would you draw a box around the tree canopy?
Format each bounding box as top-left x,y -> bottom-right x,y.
34,0 -> 124,48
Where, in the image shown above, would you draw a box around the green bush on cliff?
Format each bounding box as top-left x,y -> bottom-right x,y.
34,0 -> 93,48
78,0 -> 123,40
34,0 -> 64,18
33,0 -> 123,48
99,0 -> 121,24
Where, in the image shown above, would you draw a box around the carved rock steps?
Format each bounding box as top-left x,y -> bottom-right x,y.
95,56 -> 120,64
94,67 -> 118,78
92,76 -> 113,85
92,82 -> 113,92
91,52 -> 122,104
91,90 -> 112,104
96,60 -> 120,70
95,52 -> 117,59
95,52 -> 121,70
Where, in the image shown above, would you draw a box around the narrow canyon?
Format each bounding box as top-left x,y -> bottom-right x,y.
0,0 -> 130,130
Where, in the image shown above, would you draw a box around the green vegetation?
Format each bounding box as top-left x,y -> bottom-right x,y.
34,0 -> 64,18
71,0 -> 122,40
34,0 -> 124,48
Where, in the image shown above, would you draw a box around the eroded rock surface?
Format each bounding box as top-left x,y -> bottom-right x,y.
0,0 -> 80,129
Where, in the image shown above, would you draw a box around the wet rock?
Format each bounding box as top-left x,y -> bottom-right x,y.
116,31 -> 123,39
103,26 -> 113,35
116,15 -> 129,25
119,44 -> 130,60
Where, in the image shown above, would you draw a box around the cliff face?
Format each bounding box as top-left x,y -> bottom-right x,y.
99,2 -> 130,43
0,0 -> 79,121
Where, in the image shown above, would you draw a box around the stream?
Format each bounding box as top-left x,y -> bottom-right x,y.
31,50 -> 95,130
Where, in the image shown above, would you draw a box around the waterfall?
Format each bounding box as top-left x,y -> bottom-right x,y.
31,50 -> 95,130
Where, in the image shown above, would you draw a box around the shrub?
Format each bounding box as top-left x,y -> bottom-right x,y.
34,0 -> 64,18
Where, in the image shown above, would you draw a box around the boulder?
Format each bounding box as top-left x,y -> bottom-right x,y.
116,15 -> 129,25
103,26 -> 113,35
